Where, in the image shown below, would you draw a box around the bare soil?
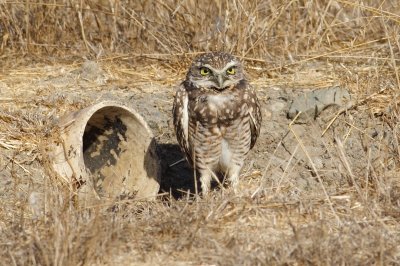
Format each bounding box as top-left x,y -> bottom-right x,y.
1,58 -> 399,265
2,1 -> 400,264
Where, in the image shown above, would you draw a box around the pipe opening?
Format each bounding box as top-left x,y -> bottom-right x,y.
82,106 -> 151,199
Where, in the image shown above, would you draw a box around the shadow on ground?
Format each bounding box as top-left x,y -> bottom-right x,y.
157,143 -> 197,199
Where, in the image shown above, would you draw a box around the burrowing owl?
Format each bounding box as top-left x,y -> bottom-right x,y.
173,52 -> 262,194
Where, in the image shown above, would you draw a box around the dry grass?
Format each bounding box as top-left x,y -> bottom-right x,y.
1,0 -> 400,265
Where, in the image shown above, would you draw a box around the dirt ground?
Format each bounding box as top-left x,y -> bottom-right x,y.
1,59 -> 400,265
2,0 -> 400,264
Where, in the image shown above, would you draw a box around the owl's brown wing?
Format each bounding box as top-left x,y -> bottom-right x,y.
172,84 -> 193,165
247,85 -> 262,149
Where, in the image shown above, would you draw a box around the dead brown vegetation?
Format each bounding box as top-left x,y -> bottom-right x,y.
1,0 -> 400,265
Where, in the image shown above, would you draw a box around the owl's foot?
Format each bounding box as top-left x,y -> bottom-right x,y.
228,167 -> 241,194
230,177 -> 239,194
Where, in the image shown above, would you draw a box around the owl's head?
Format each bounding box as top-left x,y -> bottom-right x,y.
186,52 -> 244,91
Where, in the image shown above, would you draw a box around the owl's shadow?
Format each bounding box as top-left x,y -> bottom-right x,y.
157,143 -> 197,199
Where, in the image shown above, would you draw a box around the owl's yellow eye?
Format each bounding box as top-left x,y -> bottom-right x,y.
200,67 -> 210,76
226,67 -> 236,75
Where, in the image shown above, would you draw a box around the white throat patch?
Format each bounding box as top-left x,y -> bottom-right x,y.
207,94 -> 233,107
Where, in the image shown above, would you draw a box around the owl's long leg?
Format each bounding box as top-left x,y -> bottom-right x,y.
192,120 -> 222,195
199,169 -> 212,195
224,123 -> 249,194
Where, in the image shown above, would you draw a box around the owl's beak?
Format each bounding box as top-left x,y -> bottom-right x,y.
217,74 -> 226,89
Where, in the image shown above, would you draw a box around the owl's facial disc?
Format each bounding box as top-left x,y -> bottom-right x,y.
194,62 -> 241,91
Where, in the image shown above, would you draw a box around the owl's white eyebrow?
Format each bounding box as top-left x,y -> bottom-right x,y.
203,61 -> 238,74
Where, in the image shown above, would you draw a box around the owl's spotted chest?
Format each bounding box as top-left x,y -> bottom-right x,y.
190,91 -> 245,127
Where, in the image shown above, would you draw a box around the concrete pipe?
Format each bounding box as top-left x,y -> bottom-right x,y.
46,101 -> 160,203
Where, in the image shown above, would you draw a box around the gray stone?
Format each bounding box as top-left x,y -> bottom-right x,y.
288,86 -> 352,121
269,101 -> 287,113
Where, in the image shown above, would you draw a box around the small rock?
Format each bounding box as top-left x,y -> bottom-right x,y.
288,86 -> 352,121
264,86 -> 290,118
77,60 -> 107,84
